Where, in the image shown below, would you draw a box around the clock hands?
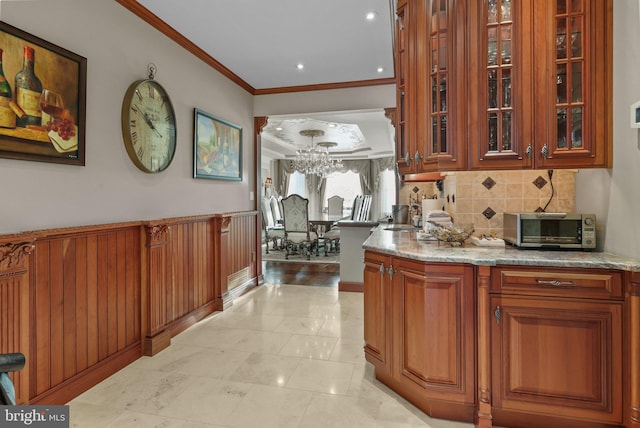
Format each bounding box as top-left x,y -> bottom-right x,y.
133,105 -> 162,138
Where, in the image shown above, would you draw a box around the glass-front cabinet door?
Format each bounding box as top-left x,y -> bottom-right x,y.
469,0 -> 532,169
535,0 -> 610,169
396,0 -> 467,173
417,0 -> 466,171
395,0 -> 414,174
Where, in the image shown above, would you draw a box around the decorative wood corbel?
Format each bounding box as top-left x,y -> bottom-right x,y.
0,242 -> 35,271
146,224 -> 169,246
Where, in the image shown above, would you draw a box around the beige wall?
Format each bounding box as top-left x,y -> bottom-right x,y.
574,1 -> 640,259
0,0 -> 254,235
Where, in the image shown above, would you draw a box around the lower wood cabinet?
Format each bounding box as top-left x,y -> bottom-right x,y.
364,251 -> 476,421
490,296 -> 623,425
363,254 -> 638,428
487,265 -> 628,428
393,258 -> 475,407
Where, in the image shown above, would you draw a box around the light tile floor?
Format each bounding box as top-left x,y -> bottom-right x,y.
68,283 -> 475,428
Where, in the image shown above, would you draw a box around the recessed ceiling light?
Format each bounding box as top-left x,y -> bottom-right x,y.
366,11 -> 378,21
297,63 -> 304,70
328,123 -> 338,128
377,67 -> 384,73
275,127 -> 283,131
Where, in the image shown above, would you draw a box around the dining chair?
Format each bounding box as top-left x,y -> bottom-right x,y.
280,194 -> 318,260
357,195 -> 372,221
0,353 -> 25,405
261,197 -> 284,253
270,196 -> 283,226
351,195 -> 363,220
327,195 -> 344,217
322,195 -> 358,255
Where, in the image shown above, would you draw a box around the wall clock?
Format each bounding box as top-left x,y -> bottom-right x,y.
121,66 -> 176,173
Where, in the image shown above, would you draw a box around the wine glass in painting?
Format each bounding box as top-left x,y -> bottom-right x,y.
41,89 -> 76,143
40,89 -> 65,120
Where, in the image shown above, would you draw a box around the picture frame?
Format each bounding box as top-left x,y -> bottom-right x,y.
193,108 -> 242,181
0,21 -> 87,166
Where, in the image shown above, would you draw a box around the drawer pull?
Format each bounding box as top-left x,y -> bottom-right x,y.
536,279 -> 574,287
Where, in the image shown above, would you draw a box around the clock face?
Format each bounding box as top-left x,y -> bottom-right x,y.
121,79 -> 177,173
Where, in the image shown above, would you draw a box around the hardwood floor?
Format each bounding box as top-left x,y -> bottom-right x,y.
262,261 -> 339,286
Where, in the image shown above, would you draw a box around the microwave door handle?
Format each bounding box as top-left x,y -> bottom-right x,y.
534,212 -> 568,219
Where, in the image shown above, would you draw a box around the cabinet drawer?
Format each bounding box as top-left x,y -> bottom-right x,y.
491,266 -> 623,299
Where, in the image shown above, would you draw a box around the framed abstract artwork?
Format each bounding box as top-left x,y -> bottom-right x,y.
193,108 -> 242,180
0,21 -> 87,165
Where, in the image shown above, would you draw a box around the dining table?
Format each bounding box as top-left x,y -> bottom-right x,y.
309,213 -> 346,233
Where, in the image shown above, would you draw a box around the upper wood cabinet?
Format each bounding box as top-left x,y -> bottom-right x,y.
395,0 -> 467,174
416,0 -> 467,172
395,0 -> 414,174
394,0 -> 613,171
468,0 -> 612,169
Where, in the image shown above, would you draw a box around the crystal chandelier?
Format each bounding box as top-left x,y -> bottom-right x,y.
293,129 -> 344,177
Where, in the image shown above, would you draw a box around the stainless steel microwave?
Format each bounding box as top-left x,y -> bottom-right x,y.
503,213 -> 596,250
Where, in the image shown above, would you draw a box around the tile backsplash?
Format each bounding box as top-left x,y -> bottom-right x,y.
398,182 -> 439,209
445,169 -> 576,238
400,169 -> 576,238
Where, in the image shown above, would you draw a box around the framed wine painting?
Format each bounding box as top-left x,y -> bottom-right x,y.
193,108 -> 242,181
0,21 -> 87,165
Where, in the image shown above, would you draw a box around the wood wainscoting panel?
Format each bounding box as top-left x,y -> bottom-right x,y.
31,226 -> 142,402
167,219 -> 215,324
0,210 -> 259,405
213,212 -> 259,310
226,212 -> 257,291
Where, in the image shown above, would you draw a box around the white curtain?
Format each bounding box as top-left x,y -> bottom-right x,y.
277,157 -> 396,220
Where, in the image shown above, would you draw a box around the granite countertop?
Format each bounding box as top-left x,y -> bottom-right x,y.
362,225 -> 640,271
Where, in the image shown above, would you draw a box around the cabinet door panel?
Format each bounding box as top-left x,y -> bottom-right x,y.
469,0 -> 532,169
491,297 -> 623,424
395,0 -> 417,174
417,0 -> 467,171
363,252 -> 390,367
394,261 -> 475,403
402,271 -> 459,384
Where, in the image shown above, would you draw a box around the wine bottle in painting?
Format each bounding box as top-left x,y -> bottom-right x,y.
0,49 -> 16,128
15,45 -> 43,128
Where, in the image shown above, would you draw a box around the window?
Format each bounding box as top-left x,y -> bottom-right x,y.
286,171 -> 307,198
378,168 -> 396,217
324,170 -> 362,213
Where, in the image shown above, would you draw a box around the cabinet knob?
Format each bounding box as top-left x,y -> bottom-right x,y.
388,266 -> 395,279
404,152 -> 412,166
494,306 -> 502,323
379,263 -> 385,275
414,151 -> 422,165
541,144 -> 549,159
526,144 -> 532,159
